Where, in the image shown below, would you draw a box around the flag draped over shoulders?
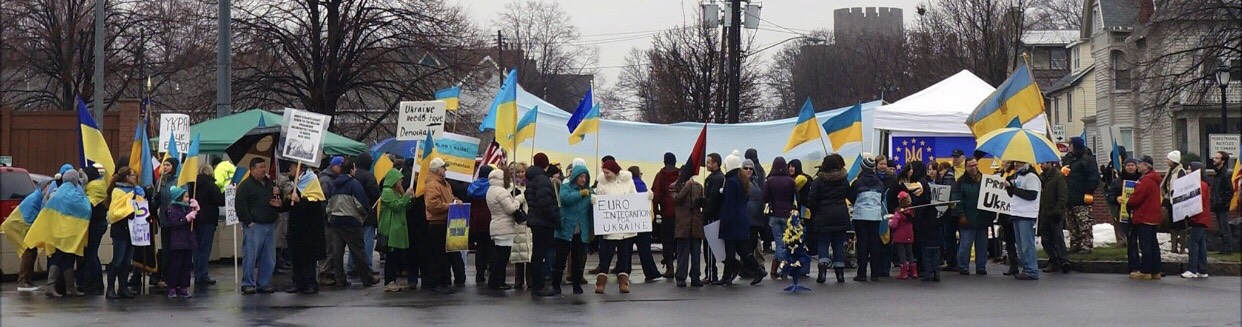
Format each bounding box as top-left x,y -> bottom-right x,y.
24,184 -> 93,256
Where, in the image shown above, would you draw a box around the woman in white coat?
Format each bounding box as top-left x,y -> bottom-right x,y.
593,159 -> 639,294
487,168 -> 525,291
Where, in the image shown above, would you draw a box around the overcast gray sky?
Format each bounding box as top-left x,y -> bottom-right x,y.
451,0 -> 923,88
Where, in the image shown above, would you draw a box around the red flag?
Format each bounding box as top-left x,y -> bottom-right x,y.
684,124 -> 707,176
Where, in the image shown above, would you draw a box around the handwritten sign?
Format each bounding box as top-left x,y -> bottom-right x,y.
396,101 -> 447,141
593,193 -> 654,235
281,109 -> 332,165
224,185 -> 239,226
129,200 -> 152,246
158,114 -> 191,154
445,203 -> 470,252
977,174 -> 1013,215
1170,170 -> 1203,222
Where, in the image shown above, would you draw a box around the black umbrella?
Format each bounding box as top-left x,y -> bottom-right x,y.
226,126 -> 281,170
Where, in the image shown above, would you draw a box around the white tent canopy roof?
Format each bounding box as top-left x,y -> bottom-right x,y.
873,70 -> 1047,135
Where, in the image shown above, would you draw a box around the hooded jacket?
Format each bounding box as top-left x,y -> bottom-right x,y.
849,168 -> 886,221
1210,163 -> 1233,212
523,165 -> 561,229
487,169 -> 525,239
595,169 -> 638,240
652,166 -> 680,219
717,169 -> 751,241
1127,169 -> 1164,225
556,165 -> 593,242
674,178 -> 705,239
1065,151 -> 1100,206
789,159 -> 812,207
808,170 -> 851,233
163,189 -> 197,251
468,166 -> 494,234
1039,166 -> 1068,225
763,157 -> 797,218
378,170 -> 411,249
325,173 -> 369,225
423,173 -> 454,225
354,153 -> 382,226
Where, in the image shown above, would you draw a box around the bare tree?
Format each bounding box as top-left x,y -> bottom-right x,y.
1028,0 -> 1084,30
492,0 -> 597,106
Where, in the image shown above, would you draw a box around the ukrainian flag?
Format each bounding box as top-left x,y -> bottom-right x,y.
515,106 -> 539,145
298,169 -> 326,202
783,99 -> 822,152
1,187 -> 48,249
415,131 -> 439,197
177,134 -> 200,187
435,85 -> 461,111
966,64 -> 1045,137
373,153 -> 395,186
24,182 -> 92,256
77,98 -> 115,177
107,185 -> 144,224
165,134 -> 181,164
567,89 -> 593,143
823,103 -> 863,150
128,121 -> 154,187
568,104 -> 600,145
480,69 -> 519,150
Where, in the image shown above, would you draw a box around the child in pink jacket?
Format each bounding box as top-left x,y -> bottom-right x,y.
888,191 -> 916,280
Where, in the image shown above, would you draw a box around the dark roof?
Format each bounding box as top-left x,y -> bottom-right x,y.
1043,65 -> 1095,94
1098,0 -> 1140,29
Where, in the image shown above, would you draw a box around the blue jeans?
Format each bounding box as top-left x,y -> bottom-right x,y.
109,237 -> 135,278
815,230 -> 847,267
1188,226 -> 1207,274
348,225 -> 377,274
1012,218 -> 1038,278
1121,223 -> 1140,272
768,216 -> 787,262
194,223 -> 217,281
242,223 -> 276,288
958,227 -> 989,272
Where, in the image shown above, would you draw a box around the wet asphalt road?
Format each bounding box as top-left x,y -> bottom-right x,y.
2,260 -> 1240,327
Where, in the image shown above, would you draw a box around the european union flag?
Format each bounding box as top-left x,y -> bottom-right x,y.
889,136 -> 976,171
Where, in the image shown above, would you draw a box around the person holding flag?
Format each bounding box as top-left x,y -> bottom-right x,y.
285,165 -> 328,294
848,154 -> 886,281
104,167 -> 143,299
25,169 -> 93,298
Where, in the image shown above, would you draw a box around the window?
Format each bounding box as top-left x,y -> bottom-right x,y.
1118,127 -> 1135,158
1067,91 -> 1073,120
1051,96 -> 1060,123
1050,49 -> 1068,70
1112,50 -> 1131,91
1072,47 -> 1081,69
1233,59 -> 1241,82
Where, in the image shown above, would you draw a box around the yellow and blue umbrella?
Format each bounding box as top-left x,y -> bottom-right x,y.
974,127 -> 1060,164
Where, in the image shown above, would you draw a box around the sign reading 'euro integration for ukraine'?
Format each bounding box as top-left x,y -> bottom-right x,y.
593,193 -> 654,236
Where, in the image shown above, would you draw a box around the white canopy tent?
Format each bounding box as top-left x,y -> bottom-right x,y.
873,70 -> 1048,137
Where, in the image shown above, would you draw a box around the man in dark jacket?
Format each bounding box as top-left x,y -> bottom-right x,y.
1209,152 -> 1235,254
191,171 -> 225,286
236,158 -> 282,294
651,153 -> 680,277
348,153 -> 382,278
524,153 -> 561,296
1039,160 -> 1070,273
702,153 -> 725,283
323,160 -> 379,288
952,158 -> 989,275
1064,137 -> 1100,253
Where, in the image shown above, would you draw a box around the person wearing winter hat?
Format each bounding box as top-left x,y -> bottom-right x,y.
1126,155 -> 1164,279
24,169 -> 92,297
533,153 -> 550,169
740,159 -> 769,280
1038,159 -> 1070,274
1160,150 -> 1188,253
1108,157 -> 1144,274
716,151 -> 762,285
1063,136 -> 1100,254
651,153 -> 681,278
849,152 -> 886,281
523,155 -> 561,296
592,158 -> 640,293
807,154 -> 853,283
161,186 -> 198,298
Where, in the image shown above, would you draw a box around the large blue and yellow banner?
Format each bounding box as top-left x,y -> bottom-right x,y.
445,203 -> 470,252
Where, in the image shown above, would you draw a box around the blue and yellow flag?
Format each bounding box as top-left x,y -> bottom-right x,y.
966,63 -> 1045,137
480,69 -> 519,149
1110,135 -> 1123,173
165,134 -> 181,163
373,153 -> 394,186
515,106 -> 539,145
823,103 -> 863,150
436,85 -> 461,111
567,88 -> 593,143
77,98 -> 115,177
783,99 -> 822,152
415,131 -> 439,197
177,134 -> 200,187
24,182 -> 92,256
568,104 -> 600,145
128,121 -> 154,187
297,169 -> 326,201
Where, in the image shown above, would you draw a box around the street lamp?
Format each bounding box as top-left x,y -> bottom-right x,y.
1216,62 -> 1231,133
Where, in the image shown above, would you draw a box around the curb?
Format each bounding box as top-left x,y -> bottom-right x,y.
1039,259 -> 1242,276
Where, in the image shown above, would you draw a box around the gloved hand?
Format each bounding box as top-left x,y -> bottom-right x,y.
579,189 -> 590,197
134,186 -> 145,197
186,210 -> 198,221
189,199 -> 200,211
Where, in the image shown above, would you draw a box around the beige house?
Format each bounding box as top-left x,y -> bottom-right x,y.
1043,35 -> 1097,146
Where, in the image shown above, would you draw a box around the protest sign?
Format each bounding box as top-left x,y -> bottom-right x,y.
977,174 -> 1013,215
593,193 -> 654,236
1170,170 -> 1203,222
281,109 -> 332,165
446,203 -> 470,252
704,220 -> 725,259
1118,180 -> 1136,222
931,184 -> 952,204
396,101 -> 447,141
158,114 -> 191,154
224,185 -> 239,226
130,200 -> 152,246
414,132 -> 480,182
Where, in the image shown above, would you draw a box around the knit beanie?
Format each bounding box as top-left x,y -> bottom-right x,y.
602,159 -> 622,175
664,152 -> 677,166
723,150 -> 743,172
861,152 -> 876,170
533,153 -> 550,169
1166,150 -> 1181,164
1140,155 -> 1155,167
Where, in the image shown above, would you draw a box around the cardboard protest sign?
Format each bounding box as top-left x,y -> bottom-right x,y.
1170,170 -> 1203,222
446,203 -> 470,252
224,185 -> 239,226
281,109 -> 332,165
593,193 -> 654,235
977,174 -> 1013,215
130,200 -> 152,246
397,101 -> 447,141
158,114 -> 191,154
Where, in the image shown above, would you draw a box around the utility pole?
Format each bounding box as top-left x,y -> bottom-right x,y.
92,0 -> 105,126
217,0 -> 232,118
497,30 -> 505,87
726,0 -> 742,124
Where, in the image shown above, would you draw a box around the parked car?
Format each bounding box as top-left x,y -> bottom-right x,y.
29,173 -> 52,188
0,167 -> 36,223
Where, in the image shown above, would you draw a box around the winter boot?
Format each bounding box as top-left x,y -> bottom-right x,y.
595,274 -> 608,294
514,266 -> 526,290
715,260 -> 736,285
770,260 -> 780,279
45,266 -> 63,298
63,268 -> 84,297
105,270 -> 119,299
897,263 -> 910,280
910,263 -> 919,279
834,267 -> 845,283
816,263 -> 828,283
618,273 -> 631,294
854,264 -> 869,282
749,261 -> 765,286
572,280 -> 584,294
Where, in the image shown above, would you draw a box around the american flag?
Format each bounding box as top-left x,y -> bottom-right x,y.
476,141 -> 507,177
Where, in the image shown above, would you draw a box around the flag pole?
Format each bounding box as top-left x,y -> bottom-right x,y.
591,79 -> 600,178
817,127 -> 831,155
